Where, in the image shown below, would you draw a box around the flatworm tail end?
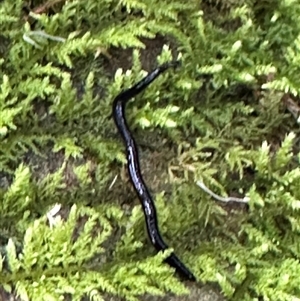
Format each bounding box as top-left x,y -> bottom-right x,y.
165,252 -> 196,281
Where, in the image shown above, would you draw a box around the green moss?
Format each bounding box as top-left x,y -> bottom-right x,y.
1,0 -> 300,300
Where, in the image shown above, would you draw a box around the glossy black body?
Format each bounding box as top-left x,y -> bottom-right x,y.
112,62 -> 196,281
